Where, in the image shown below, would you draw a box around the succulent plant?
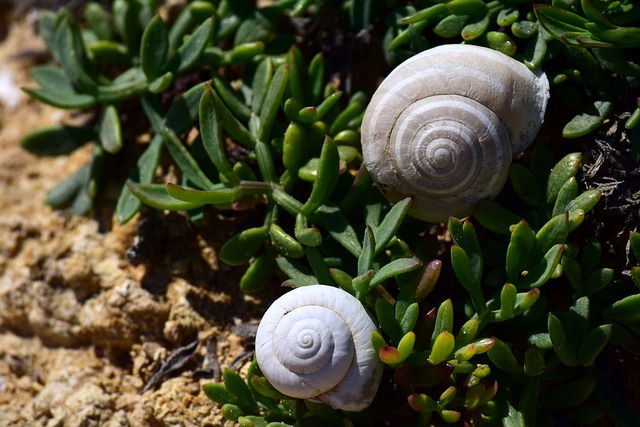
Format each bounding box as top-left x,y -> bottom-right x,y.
18,0 -> 640,425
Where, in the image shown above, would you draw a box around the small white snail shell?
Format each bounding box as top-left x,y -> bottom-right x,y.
361,44 -> 550,223
255,285 -> 384,411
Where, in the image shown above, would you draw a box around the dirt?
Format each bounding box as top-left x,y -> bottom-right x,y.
0,13 -> 274,427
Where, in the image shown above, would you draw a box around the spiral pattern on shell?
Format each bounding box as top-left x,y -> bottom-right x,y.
361,44 -> 550,223
255,285 -> 384,411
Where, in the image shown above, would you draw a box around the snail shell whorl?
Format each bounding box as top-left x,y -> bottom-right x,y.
361,44 -> 550,222
255,285 -> 383,412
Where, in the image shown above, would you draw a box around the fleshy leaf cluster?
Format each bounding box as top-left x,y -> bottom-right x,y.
16,1 -> 640,425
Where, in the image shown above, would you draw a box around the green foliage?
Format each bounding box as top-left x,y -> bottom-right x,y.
20,1 -> 640,425
389,0 -> 640,137
22,0 -> 281,216
23,1 -> 640,217
204,362 -> 354,426
206,147 -> 640,425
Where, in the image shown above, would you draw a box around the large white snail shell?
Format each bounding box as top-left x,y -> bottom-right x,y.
255,285 -> 384,411
361,44 -> 550,223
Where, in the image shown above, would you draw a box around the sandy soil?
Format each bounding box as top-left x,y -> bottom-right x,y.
0,13 -> 272,427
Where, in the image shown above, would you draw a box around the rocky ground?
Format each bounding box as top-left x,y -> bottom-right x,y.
0,11 -> 276,427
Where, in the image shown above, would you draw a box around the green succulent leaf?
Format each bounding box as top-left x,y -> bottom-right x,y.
397,331 -> 416,362
523,345 -> 545,377
221,403 -> 243,422
578,323 -> 612,366
329,268 -> 355,295
434,14 -> 468,38
167,1 -> 215,54
282,121 -> 308,173
203,383 -> 238,405
163,17 -> 213,76
314,203 -> 362,258
164,82 -> 207,134
536,212 -> 569,254
219,226 -> 269,266
305,247 -> 333,286
432,299 -> 454,347
223,369 -> 259,414
503,403 -> 526,427
510,163 -> 543,207
451,245 -> 485,312
329,92 -> 367,135
84,2 -> 113,40
488,338 -> 523,375
240,254 -> 275,293
399,303 -> 420,335
270,224 -> 305,259
258,64 -> 289,143
565,189 -> 602,215
582,267 -> 613,296
497,7 -> 519,26
307,53 -> 326,104
449,218 -> 482,283
294,213 -> 322,247
30,64 -> 75,92
552,177 -> 578,216
256,139 -> 279,185
117,135 -> 164,224
211,74 -> 252,122
21,125 -> 96,156
439,384 -> 457,406
96,67 -> 148,103
379,346 -> 403,366
45,164 -> 90,208
206,86 -> 256,148
473,200 -> 521,235
373,197 -> 412,255
429,331 -> 455,365
632,267 -> 640,288
546,153 -> 582,205
456,318 -> 479,347
513,289 -> 541,315
140,15 -> 168,79
415,259 -> 442,302
112,0 -> 141,54
630,231 -> 640,263
524,30 -> 547,69
439,409 -> 461,424
286,46 -> 305,107
376,297 -> 403,343
534,5 -> 594,42
499,283 -> 518,321
127,182 -> 205,211
408,393 -> 438,414
300,138 -> 340,215
516,244 -> 564,289
370,257 -> 422,288
563,99 -> 614,138
149,75 -> 175,96
167,182 -> 268,208
162,128 -> 215,189
358,226 -> 375,277
548,313 -> 578,367
251,58 -> 274,112
603,293 -> 640,329
506,221 -> 536,283
98,105 -> 122,154
200,87 -> 241,186
86,39 -> 129,65
53,15 -> 97,94
586,22 -> 640,49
